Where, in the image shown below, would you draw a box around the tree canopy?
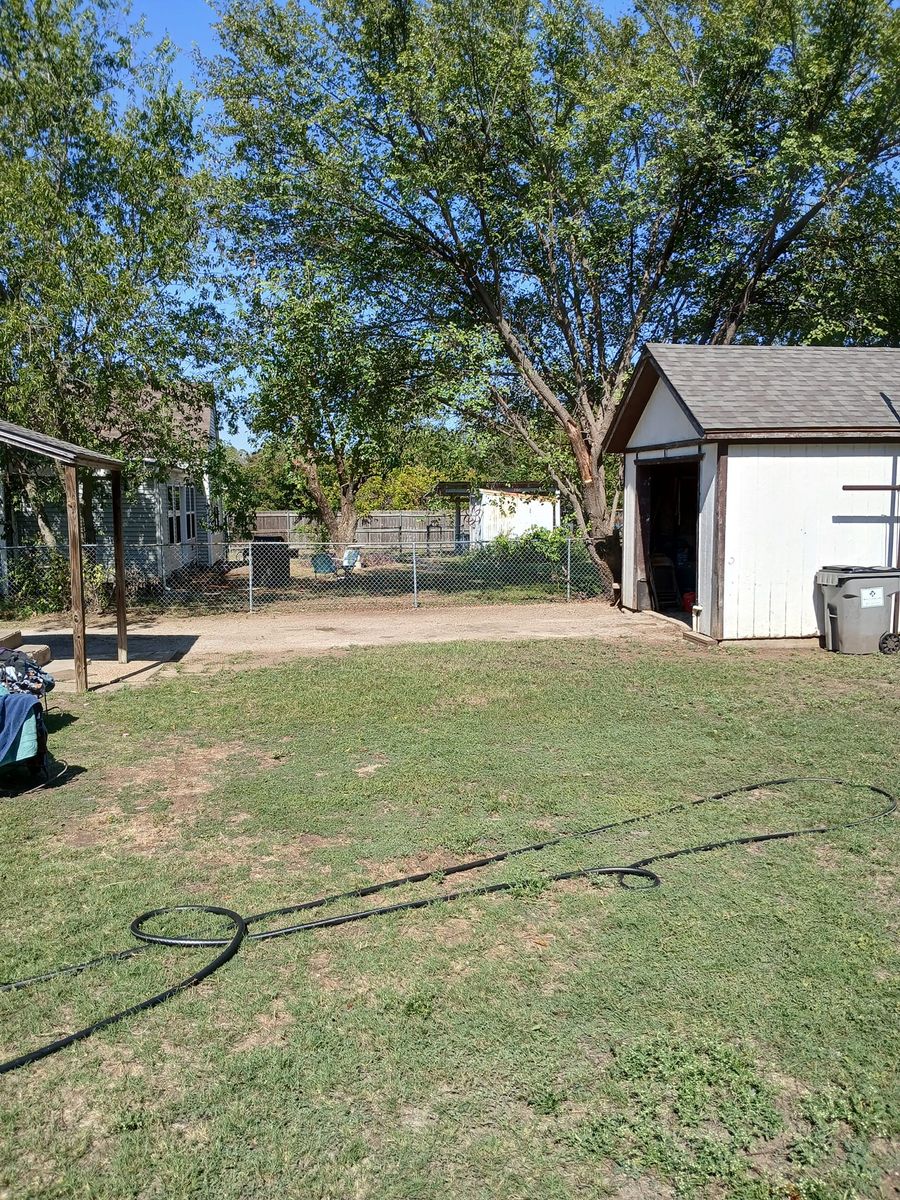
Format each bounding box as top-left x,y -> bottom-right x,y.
208,0 -> 900,560
0,0 -> 217,491
239,270 -> 445,544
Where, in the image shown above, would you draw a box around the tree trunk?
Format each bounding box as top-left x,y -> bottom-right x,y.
81,471 -> 98,545
23,472 -> 58,548
573,475 -> 616,595
335,486 -> 359,556
295,453 -> 359,562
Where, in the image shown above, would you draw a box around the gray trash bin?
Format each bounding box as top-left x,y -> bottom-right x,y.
815,565 -> 900,654
250,537 -> 291,588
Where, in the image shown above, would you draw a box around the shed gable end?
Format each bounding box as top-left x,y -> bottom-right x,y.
627,377 -> 701,449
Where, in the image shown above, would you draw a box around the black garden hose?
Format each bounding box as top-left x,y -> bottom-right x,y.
0,777 -> 895,1077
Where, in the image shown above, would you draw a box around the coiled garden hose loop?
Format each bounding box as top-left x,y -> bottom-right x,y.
0,777 -> 895,1076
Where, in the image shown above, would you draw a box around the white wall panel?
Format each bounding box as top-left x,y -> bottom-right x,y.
723,443 -> 899,638
470,490 -> 559,541
695,447 -> 717,635
622,453 -> 637,609
629,378 -> 698,447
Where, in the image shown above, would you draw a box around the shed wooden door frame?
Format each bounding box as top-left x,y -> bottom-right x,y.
632,455 -> 702,614
710,443 -> 729,641
633,463 -> 652,610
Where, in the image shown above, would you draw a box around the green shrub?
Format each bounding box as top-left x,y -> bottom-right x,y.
2,545 -> 119,616
461,527 -> 608,597
4,545 -> 71,614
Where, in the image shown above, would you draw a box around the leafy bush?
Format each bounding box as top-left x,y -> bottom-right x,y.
4,545 -> 71,614
460,527 -> 608,597
2,545 -> 124,616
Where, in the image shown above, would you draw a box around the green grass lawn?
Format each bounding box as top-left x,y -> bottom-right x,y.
0,637 -> 897,1200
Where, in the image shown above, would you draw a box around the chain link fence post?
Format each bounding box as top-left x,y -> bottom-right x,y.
248,541 -> 254,612
566,534 -> 572,602
412,541 -> 419,608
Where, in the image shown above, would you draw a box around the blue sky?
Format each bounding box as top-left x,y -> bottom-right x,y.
139,0 -> 219,89
135,3 -> 257,447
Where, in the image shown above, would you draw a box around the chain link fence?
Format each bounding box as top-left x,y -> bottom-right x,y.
0,534 -> 611,619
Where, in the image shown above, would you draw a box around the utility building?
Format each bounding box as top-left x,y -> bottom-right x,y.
604,345 -> 900,640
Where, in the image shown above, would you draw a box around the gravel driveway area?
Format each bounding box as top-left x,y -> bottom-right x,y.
24,602 -> 682,690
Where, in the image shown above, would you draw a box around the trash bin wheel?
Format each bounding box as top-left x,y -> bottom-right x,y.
878,631 -> 900,655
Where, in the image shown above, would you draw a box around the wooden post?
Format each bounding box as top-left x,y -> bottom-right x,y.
111,468 -> 128,664
64,463 -> 88,692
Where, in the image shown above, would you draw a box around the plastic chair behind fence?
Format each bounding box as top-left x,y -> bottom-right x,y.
311,552 -> 337,577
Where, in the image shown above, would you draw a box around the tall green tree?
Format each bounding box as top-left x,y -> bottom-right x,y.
244,272 -> 439,547
208,0 -> 900,569
0,0 -> 217,541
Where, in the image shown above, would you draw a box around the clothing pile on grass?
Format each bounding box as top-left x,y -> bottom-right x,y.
0,648 -> 54,699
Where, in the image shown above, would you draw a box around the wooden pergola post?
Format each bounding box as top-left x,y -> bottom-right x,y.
110,469 -> 128,665
63,464 -> 88,693
0,417 -> 128,693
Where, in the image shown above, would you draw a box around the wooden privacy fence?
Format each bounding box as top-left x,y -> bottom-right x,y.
254,510 -> 467,546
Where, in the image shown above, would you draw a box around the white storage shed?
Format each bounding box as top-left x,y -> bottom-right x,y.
604,344 -> 900,641
470,486 -> 561,543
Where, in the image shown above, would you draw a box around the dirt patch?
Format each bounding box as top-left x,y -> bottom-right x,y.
425,916 -> 475,948
168,1117 -> 210,1145
810,841 -> 844,870
37,604 -> 683,684
54,740 -> 284,854
305,948 -> 377,999
517,923 -> 556,952
354,850 -> 473,883
399,1104 -> 437,1131
56,1085 -> 106,1136
87,1040 -> 144,1081
872,871 -> 900,914
235,998 -> 295,1051
354,763 -> 383,777
178,831 -> 353,882
353,751 -> 389,777
307,949 -> 342,991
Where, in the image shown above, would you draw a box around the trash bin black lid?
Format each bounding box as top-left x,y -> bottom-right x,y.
820,565 -> 894,573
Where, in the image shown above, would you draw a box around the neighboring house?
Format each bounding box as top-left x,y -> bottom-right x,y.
604,344 -> 900,641
5,404 -> 226,575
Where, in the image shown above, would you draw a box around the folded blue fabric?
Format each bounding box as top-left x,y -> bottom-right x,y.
0,693 -> 42,763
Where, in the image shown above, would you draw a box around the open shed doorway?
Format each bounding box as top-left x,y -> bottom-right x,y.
635,460 -> 699,617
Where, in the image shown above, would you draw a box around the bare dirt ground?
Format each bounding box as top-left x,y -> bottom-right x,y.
25,602 -> 681,690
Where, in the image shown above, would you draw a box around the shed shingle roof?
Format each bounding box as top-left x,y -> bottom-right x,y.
604,344 -> 900,452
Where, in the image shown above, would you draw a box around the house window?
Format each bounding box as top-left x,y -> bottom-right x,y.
167,485 -> 181,545
184,485 -> 197,541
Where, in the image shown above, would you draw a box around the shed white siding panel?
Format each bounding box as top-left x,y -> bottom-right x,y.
723,443 -> 899,639
622,453 -> 638,609
629,377 -> 698,448
695,447 -> 717,636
